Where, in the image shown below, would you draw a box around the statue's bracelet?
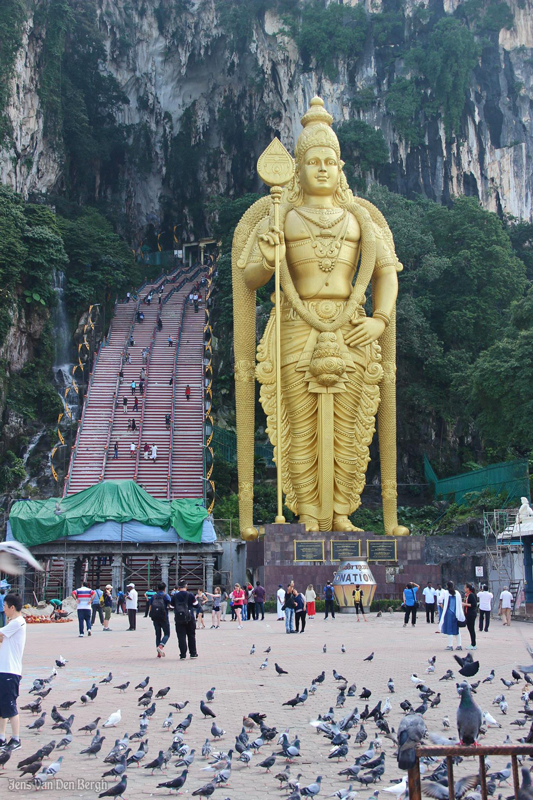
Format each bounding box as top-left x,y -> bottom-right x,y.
262,258 -> 276,273
372,310 -> 391,326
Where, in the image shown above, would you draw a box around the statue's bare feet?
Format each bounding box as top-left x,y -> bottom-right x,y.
299,515 -> 320,532
333,515 -> 363,532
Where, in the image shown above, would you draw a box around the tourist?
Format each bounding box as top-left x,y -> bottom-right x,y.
189,292 -> 194,304
143,442 -> 150,460
165,414 -> 171,430
125,583 -> 138,631
116,588 -> 125,614
436,583 -> 446,623
130,336 -> 135,347
423,581 -> 437,624
149,582 -> 172,657
276,584 -> 285,620
205,587 -> 222,628
499,585 -> 513,626
195,589 -> 207,629
220,588 -> 228,621
126,292 -> 130,303
402,582 -> 419,627
194,299 -> 199,313
113,441 -> 118,460
123,397 -> 128,413
230,583 -> 245,629
127,419 -> 132,431
171,580 -> 198,659
185,385 -> 191,401
157,316 -> 162,330
102,585 -> 113,631
294,588 -> 307,633
241,585 -> 248,621
305,584 -> 316,619
463,583 -> 478,650
131,418 -> 136,432
478,584 -> 493,632
439,580 -> 465,650
0,593 -> 26,750
247,584 -> 256,621
144,589 -> 156,618
133,397 -> 139,412
130,442 -> 136,458
284,584 -> 296,633
324,581 -> 335,620
0,588 -> 5,628
168,336 -> 174,347
131,380 -> 136,395
91,584 -> 104,627
72,579 -> 95,638
253,581 -> 265,621
169,375 -> 173,386
139,379 -> 145,396
352,584 -> 366,622
140,367 -> 146,380
150,444 -> 157,462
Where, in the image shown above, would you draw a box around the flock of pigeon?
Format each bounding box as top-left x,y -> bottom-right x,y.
3,637 -> 533,799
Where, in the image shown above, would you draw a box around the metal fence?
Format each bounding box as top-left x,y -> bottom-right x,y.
424,456 -> 530,505
212,426 -> 274,466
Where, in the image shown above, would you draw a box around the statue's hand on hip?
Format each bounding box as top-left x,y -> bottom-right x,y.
258,226 -> 286,267
344,317 -> 385,348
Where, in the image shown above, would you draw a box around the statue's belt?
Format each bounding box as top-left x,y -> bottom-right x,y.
277,295 -> 366,324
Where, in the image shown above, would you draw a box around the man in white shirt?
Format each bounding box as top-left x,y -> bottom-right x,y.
422,581 -> 437,624
0,594 -> 27,751
72,580 -> 95,637
126,583 -> 138,631
276,584 -> 285,620
477,584 -> 493,632
499,586 -> 513,626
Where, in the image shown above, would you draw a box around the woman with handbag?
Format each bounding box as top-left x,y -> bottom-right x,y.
463,583 -> 478,650
402,582 -> 419,627
439,580 -> 465,650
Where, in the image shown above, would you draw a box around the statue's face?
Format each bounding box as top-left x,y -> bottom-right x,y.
299,146 -> 340,196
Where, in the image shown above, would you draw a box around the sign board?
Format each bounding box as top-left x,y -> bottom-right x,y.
294,540 -> 325,562
331,540 -> 361,561
475,566 -> 484,577
367,539 -> 397,562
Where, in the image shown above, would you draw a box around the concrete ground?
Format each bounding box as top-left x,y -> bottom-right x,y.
1,607 -> 532,799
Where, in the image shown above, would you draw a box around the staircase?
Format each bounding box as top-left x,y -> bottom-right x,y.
170,299 -> 207,500
64,266 -> 209,502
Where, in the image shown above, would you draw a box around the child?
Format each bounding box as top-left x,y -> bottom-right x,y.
0,594 -> 26,750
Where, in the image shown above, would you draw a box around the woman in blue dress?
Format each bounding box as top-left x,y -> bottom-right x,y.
439,581 -> 465,650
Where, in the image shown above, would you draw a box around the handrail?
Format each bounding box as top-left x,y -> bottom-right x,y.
167,267 -> 204,500
203,261 -> 216,512
408,743 -> 533,800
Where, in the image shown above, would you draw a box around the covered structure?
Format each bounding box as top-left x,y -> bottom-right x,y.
7,480 -> 222,603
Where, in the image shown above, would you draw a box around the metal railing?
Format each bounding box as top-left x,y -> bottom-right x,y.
408,744 -> 533,800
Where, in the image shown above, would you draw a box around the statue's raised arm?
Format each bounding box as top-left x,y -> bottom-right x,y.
232,97 -> 409,539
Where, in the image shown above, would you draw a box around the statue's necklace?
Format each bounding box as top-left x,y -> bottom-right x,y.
295,210 -> 350,273
296,207 -> 347,229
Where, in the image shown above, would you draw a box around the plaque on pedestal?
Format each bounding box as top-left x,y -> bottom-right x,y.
294,540 -> 325,562
367,539 -> 397,562
331,540 -> 361,561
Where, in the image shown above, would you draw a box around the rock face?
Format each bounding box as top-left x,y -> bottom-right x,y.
1,0 -> 532,229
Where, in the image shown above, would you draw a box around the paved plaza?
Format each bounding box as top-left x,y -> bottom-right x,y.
2,609 -> 533,799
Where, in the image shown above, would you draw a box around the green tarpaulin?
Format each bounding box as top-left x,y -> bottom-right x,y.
9,481 -> 207,547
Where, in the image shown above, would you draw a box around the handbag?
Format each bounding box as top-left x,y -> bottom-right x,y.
458,619 -> 467,628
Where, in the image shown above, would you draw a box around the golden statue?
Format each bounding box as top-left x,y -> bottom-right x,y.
232,97 -> 409,539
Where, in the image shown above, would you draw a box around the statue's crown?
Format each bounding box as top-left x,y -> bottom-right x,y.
296,97 -> 340,163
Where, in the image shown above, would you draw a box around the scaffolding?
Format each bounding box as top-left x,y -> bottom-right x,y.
483,508 -> 526,618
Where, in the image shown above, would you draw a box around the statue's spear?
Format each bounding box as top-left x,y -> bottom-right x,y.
257,138 -> 295,524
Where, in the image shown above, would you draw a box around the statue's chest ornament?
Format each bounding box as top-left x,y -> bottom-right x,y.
294,209 -> 350,274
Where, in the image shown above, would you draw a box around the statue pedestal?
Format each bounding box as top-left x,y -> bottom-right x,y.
245,523 -> 438,607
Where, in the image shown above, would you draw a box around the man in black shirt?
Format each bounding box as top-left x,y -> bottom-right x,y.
171,580 -> 198,660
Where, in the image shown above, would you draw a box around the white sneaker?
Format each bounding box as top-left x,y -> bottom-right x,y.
238,625 -> 242,629
78,634 -> 84,638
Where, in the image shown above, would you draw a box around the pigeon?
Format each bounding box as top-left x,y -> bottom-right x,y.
102,755 -> 127,779
334,670 -> 347,682
501,677 -> 514,689
383,777 -> 408,798
20,698 -> 43,713
324,644 -> 327,653
500,699 -> 509,715
0,540 -> 43,574
483,670 -> 496,683
80,738 -> 105,757
79,717 -> 101,734
27,712 -> 46,732
114,683 -> 130,692
283,694 -> 301,708
342,644 -> 346,653
175,712 -> 193,732
250,644 -> 255,655
56,734 -> 73,750
163,712 -> 173,729
211,722 -> 225,739
440,670 -> 454,681
276,663 -> 289,675
387,679 -> 395,693
98,775 -> 128,798
103,710 -> 122,728
169,701 -> 189,711
512,670 -> 522,682
191,780 -> 216,797
202,739 -> 212,758
260,658 -> 269,670
100,672 -> 113,684
200,701 -> 216,719
175,748 -> 196,768
364,652 -> 374,662
206,688 -> 216,702
360,688 -> 372,699
397,714 -> 426,769
19,759 -> 43,777
483,711 -> 501,728
457,682 -> 482,744
302,775 -> 323,796
143,749 -> 165,773
157,770 -> 188,792
258,753 -> 276,771
135,677 -> 150,690
156,686 -> 170,699
86,683 -> 99,700
517,767 -> 533,800
127,742 -> 148,767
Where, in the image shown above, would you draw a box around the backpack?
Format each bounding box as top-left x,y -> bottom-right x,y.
353,590 -> 361,603
173,595 -> 192,624
325,586 -> 333,600
150,595 -> 167,621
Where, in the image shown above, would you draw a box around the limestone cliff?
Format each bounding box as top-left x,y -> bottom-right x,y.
1,0 -> 532,234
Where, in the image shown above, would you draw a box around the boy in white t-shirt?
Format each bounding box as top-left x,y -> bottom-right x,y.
477,584 -> 493,632
0,594 -> 27,751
